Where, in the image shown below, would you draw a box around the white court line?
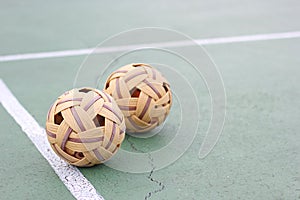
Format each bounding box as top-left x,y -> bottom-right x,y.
0,31 -> 300,62
0,79 -> 104,200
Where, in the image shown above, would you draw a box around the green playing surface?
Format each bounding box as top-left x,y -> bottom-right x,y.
0,0 -> 299,199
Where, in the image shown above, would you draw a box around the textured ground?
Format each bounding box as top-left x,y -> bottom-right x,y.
0,0 -> 299,199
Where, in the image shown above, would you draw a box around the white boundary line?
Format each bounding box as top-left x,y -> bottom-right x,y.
0,31 -> 300,62
0,79 -> 104,200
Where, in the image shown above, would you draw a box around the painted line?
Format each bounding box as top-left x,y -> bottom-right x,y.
0,79 -> 104,200
0,31 -> 300,62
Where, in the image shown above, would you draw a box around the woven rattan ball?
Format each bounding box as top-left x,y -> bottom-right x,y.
45,87 -> 125,167
104,63 -> 172,133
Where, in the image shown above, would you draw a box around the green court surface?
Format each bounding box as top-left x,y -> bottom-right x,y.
0,1 -> 300,200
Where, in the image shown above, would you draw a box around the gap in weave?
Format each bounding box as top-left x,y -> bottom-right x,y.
130,88 -> 141,98
74,152 -> 84,159
105,81 -> 110,89
79,88 -> 92,93
162,83 -> 169,93
65,147 -> 84,159
93,115 -> 105,127
162,83 -> 171,107
54,112 -> 63,125
162,102 -> 171,107
132,63 -> 142,67
162,100 -> 171,107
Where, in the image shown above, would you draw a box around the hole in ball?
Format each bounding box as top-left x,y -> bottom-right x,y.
130,88 -> 141,98
105,82 -> 110,89
74,152 -> 84,159
93,115 -> 105,127
132,64 -> 142,67
79,88 -> 92,93
54,112 -> 63,125
163,83 -> 169,92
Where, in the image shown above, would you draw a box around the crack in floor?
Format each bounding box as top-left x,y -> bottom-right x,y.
126,136 -> 166,200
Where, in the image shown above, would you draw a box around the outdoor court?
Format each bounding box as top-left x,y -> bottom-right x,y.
0,1 -> 299,200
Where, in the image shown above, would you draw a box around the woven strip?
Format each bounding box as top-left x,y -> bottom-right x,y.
46,88 -> 125,167
105,63 -> 172,133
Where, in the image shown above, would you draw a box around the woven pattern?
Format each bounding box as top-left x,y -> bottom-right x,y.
46,88 -> 125,167
104,63 -> 172,133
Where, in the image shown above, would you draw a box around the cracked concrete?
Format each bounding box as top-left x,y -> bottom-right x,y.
126,136 -> 166,200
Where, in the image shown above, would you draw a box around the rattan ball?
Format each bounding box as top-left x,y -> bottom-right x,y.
45,87 -> 125,167
104,63 -> 172,133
